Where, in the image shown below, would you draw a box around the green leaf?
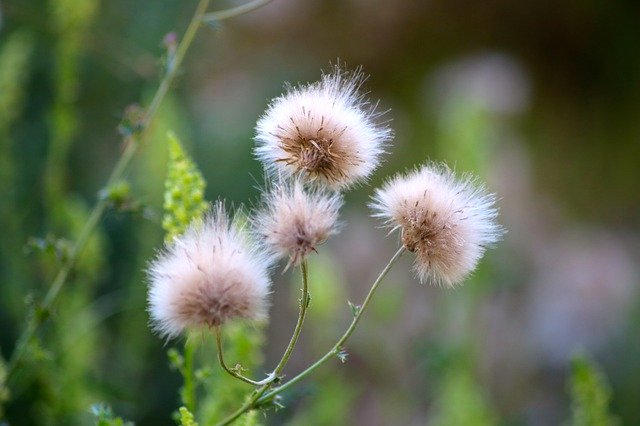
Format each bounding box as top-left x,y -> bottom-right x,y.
347,300 -> 360,317
569,355 -> 617,426
335,347 -> 348,363
162,132 -> 207,241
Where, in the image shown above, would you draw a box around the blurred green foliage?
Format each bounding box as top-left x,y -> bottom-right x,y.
569,356 -> 617,426
197,323 -> 265,425
275,252 -> 359,426
0,357 -> 9,418
90,403 -> 133,426
0,29 -> 34,321
431,368 -> 497,426
0,31 -> 33,138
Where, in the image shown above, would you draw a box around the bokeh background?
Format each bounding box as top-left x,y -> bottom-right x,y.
1,0 -> 639,424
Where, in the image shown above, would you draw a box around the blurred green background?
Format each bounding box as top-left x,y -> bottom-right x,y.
1,0 -> 639,424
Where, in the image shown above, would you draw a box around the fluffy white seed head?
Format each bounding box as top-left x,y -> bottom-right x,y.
254,68 -> 392,189
147,202 -> 272,339
254,179 -> 343,266
370,164 -> 504,286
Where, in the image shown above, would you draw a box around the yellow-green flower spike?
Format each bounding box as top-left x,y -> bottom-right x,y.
178,406 -> 198,426
162,132 -> 207,241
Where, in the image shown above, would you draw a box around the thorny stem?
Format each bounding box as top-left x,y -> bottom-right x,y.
216,247 -> 406,424
215,327 -> 274,387
6,0 -> 274,382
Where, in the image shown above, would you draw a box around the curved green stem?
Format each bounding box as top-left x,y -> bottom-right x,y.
5,0 -> 214,381
214,259 -> 311,425
273,259 -> 310,376
256,246 -> 405,404
215,327 -> 274,386
216,247 -> 405,424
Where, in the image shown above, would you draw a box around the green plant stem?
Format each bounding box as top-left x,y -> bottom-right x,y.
214,259 -> 311,425
214,259 -> 310,390
216,247 -> 405,425
214,327 -> 273,387
183,337 -> 196,413
256,246 -> 405,404
273,259 -> 310,376
202,0 -> 274,23
5,0 -> 214,381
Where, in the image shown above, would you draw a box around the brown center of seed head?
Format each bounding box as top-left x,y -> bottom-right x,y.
177,278 -> 251,327
279,135 -> 340,180
401,209 -> 444,254
289,221 -> 316,264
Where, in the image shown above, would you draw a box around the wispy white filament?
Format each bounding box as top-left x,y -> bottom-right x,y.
147,202 -> 272,338
254,178 -> 343,266
370,164 -> 504,286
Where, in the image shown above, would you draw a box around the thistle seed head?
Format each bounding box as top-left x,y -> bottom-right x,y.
255,67 -> 392,189
370,164 -> 504,286
147,202 -> 272,338
254,178 -> 343,266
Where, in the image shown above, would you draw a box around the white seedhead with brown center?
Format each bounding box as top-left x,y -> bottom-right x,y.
254,179 -> 343,266
147,202 -> 272,339
255,68 -> 392,189
370,164 -> 504,286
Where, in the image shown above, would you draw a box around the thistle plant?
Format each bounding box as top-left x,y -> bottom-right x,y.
3,1 -> 505,423
143,63 -> 505,424
255,68 -> 391,189
2,0 -> 632,424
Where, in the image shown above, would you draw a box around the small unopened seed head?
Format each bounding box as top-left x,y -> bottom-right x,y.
255,68 -> 392,189
370,164 -> 504,286
147,202 -> 272,338
254,179 -> 343,266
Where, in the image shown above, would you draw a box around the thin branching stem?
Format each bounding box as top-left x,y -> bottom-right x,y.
214,327 -> 274,386
216,247 -> 406,424
256,246 -> 405,404
214,259 -> 311,425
